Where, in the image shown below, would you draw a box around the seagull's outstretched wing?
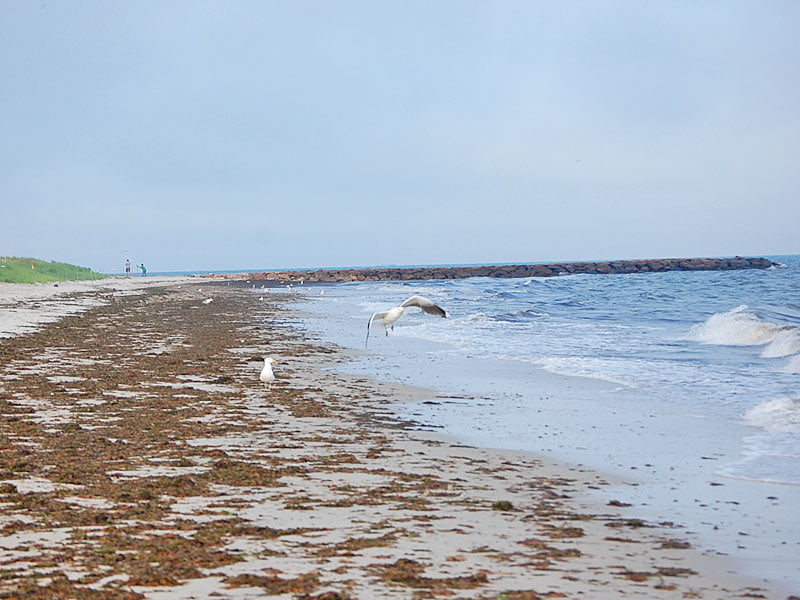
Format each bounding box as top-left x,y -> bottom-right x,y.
366,311 -> 390,348
400,295 -> 447,318
368,311 -> 390,328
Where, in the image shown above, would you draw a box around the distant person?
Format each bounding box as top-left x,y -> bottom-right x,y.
125,259 -> 131,277
140,264 -> 146,276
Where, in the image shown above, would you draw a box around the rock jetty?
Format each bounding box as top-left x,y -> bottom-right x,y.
202,256 -> 776,284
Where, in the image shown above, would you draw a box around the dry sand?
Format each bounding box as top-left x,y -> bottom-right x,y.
0,276 -> 191,339
0,278 -> 795,599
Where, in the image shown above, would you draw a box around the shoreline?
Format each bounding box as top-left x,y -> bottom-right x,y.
298,287 -> 800,593
306,318 -> 800,594
0,280 -> 795,598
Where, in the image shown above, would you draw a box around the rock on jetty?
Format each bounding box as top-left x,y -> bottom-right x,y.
204,256 -> 776,284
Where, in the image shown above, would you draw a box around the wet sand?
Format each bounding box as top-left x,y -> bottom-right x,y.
0,279 -> 794,599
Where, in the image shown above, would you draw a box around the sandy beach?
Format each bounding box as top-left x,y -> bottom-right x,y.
0,278 -> 795,599
0,276 -> 190,339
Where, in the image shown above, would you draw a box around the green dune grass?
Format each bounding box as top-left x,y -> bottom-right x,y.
0,257 -> 107,284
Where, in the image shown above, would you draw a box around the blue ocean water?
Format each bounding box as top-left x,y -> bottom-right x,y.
295,255 -> 799,482
279,254 -> 800,589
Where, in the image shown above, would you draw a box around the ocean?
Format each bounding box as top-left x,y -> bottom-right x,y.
268,254 -> 800,590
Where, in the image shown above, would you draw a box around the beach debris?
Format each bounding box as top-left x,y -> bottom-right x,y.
542,525 -> 585,539
658,538 -> 692,549
606,518 -> 649,529
613,566 -> 698,583
372,558 -> 489,591
607,499 -> 632,507
604,536 -> 641,544
224,572 -> 320,595
0,282 -> 778,600
297,592 -> 352,600
260,356 -> 277,390
366,295 -> 446,347
202,298 -> 213,304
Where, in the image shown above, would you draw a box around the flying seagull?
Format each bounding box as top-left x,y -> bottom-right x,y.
366,295 -> 446,347
259,357 -> 277,391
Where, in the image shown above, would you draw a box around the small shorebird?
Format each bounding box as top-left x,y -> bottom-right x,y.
259,357 -> 278,391
366,295 -> 446,347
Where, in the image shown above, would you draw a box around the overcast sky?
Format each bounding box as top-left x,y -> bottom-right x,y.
2,1 -> 798,273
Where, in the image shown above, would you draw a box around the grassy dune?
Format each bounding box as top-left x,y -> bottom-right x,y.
0,257 -> 106,283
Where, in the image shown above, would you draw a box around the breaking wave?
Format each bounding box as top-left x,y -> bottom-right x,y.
744,397 -> 800,433
761,328 -> 800,358
687,305 -> 800,360
783,354 -> 800,374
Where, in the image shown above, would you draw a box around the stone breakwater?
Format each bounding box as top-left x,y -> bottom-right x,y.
203,256 -> 776,284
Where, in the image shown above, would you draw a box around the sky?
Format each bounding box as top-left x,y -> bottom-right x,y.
2,1 -> 799,273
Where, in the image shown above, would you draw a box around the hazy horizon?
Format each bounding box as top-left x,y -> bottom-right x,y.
3,2 -> 798,273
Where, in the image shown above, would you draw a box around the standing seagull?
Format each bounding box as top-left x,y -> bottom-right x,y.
259,357 -> 278,391
366,295 -> 447,347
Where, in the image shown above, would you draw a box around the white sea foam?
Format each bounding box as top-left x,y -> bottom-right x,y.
761,328 -> 800,358
782,354 -> 800,374
744,397 -> 800,432
535,356 -> 633,386
687,305 -> 798,351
